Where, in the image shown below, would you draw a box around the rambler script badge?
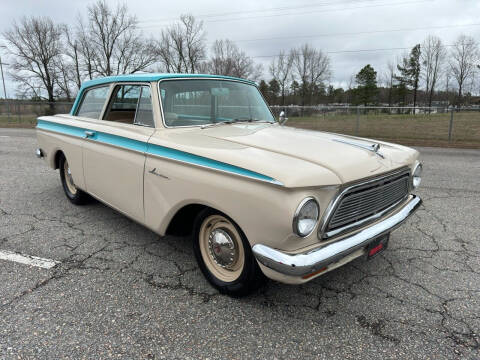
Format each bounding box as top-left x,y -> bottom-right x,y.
148,168 -> 170,180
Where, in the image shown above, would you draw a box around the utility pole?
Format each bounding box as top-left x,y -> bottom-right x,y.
0,45 -> 10,120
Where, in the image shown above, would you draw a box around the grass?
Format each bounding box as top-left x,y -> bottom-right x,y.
286,111 -> 480,149
1,111 -> 479,148
0,115 -> 37,128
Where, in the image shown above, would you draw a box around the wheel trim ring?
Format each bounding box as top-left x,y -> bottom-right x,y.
63,160 -> 77,195
199,215 -> 245,283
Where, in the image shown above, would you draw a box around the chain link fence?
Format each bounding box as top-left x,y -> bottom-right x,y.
270,105 -> 480,148
0,100 -> 73,127
0,100 -> 479,147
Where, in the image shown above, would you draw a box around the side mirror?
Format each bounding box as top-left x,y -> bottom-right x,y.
279,111 -> 288,125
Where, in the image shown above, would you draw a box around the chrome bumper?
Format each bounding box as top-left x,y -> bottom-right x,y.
253,195 -> 422,277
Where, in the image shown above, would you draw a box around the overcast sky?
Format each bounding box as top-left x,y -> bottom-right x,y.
1,0 -> 480,97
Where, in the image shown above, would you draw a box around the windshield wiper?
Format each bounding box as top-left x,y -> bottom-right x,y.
232,117 -> 254,122
232,118 -> 275,124
200,118 -> 275,129
200,120 -> 234,129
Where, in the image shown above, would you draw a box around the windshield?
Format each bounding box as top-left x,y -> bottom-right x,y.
159,79 -> 275,127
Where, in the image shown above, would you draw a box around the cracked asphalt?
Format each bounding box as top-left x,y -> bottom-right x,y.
1,128 -> 479,359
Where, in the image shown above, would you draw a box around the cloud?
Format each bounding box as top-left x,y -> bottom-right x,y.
1,0 -> 479,97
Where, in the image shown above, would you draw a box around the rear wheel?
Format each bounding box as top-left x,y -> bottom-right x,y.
193,209 -> 265,297
59,153 -> 89,205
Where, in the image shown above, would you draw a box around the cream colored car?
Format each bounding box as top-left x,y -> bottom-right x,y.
36,74 -> 422,296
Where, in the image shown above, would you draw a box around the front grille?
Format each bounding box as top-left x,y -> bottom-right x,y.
324,170 -> 410,236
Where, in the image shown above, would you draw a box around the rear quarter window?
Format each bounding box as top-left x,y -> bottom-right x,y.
76,86 -> 110,119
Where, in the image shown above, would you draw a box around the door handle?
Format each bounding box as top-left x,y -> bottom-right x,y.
84,131 -> 95,138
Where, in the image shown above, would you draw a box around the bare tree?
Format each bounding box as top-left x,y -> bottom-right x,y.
3,16 -> 63,102
291,44 -> 331,105
206,39 -> 262,80
76,18 -> 97,80
62,26 -> 83,90
384,61 -> 396,106
54,55 -> 76,101
87,0 -> 135,76
85,0 -> 154,76
449,34 -> 478,103
346,74 -> 356,104
269,51 -> 294,106
183,15 -> 206,73
155,15 -> 206,73
421,35 -> 446,107
114,32 -> 156,75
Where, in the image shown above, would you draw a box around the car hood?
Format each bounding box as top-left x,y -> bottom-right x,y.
152,123 -> 418,188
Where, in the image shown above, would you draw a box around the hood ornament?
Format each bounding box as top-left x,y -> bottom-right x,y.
371,143 -> 381,153
333,139 -> 385,159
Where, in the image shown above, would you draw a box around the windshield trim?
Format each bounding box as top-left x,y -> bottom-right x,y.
157,77 -> 276,129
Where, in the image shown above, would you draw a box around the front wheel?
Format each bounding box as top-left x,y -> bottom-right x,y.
59,153 -> 89,205
193,209 -> 265,297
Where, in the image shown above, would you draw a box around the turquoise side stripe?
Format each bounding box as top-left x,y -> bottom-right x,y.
94,132 -> 147,153
37,119 -> 89,138
36,120 -> 280,185
146,143 -> 276,183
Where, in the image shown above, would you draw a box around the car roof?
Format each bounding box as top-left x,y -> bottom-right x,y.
70,73 -> 257,116
80,73 -> 256,89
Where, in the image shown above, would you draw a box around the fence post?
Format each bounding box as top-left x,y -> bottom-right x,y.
448,108 -> 454,142
355,106 -> 360,136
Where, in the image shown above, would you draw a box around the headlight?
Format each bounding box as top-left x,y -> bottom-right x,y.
293,197 -> 319,237
412,162 -> 422,189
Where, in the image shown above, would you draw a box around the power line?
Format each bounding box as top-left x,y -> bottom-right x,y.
140,0 -> 434,27
226,23 -> 480,44
250,44 -> 455,58
138,0 -> 385,24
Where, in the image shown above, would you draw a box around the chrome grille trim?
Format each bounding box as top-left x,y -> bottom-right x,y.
319,168 -> 411,240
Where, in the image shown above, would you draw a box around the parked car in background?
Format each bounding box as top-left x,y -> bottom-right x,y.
36,73 -> 422,296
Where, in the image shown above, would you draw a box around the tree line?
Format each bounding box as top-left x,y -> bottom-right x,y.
261,35 -> 480,107
2,1 -> 261,102
2,0 -> 479,107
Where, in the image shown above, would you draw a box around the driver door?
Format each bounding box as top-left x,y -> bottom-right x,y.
82,83 -> 156,223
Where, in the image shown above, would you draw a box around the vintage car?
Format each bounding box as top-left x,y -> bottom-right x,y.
36,74 -> 422,296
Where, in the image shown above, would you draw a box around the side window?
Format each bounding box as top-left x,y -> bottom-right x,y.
135,87 -> 154,127
103,85 -> 154,127
76,86 -> 110,119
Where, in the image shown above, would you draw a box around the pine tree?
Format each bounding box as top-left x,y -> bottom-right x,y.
355,64 -> 378,106
395,44 -> 421,110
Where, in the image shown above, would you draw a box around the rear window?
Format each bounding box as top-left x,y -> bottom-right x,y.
76,86 -> 110,119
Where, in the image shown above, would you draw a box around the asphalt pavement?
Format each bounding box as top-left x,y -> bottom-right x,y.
0,128 -> 479,359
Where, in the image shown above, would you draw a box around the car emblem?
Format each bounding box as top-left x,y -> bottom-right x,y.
148,168 -> 170,179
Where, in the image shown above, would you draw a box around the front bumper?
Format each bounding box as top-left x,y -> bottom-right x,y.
253,195 -> 422,277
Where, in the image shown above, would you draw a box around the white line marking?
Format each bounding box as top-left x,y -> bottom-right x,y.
0,250 -> 60,269
0,135 -> 10,138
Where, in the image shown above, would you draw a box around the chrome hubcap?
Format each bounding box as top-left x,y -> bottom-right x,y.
64,160 -> 77,194
67,167 -> 74,184
208,229 -> 236,268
